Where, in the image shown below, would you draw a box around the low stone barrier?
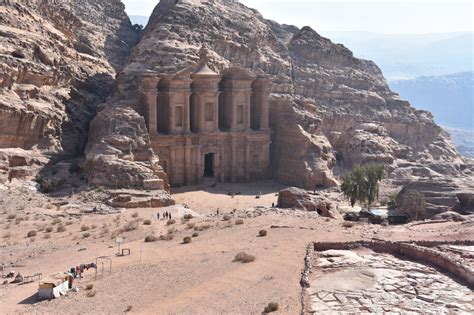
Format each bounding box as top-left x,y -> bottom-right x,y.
400,243 -> 474,287
311,239 -> 474,288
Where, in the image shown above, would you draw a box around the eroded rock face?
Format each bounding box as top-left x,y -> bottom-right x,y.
0,0 -> 139,178
84,106 -> 169,190
87,0 -> 471,212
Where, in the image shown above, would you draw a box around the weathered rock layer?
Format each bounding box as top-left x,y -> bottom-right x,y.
91,0 -> 473,214
0,0 -> 139,181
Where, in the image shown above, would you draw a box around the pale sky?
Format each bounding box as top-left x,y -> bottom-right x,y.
122,0 -> 473,34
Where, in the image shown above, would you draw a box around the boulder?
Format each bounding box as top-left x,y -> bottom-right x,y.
277,187 -> 342,219
432,211 -> 468,222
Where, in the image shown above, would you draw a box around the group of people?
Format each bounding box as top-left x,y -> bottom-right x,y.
157,211 -> 172,220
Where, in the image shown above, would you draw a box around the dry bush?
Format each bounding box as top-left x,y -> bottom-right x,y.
3,232 -> 12,239
6,213 -> 16,220
192,232 -> 199,237
30,237 -> 35,242
264,302 -> 279,313
4,224 -> 11,230
86,290 -> 96,297
144,235 -> 158,242
182,236 -> 192,244
183,214 -> 193,220
91,224 -> 97,230
23,216 -> 30,221
15,217 -> 23,225
81,225 -> 90,231
45,226 -> 53,233
222,214 -> 232,221
159,234 -> 174,241
65,221 -> 73,226
36,224 -> 46,231
83,232 -> 91,238
27,230 -> 37,237
233,252 -> 255,263
167,227 -> 176,234
125,305 -> 133,312
123,220 -> 139,232
85,284 -> 94,290
56,224 -> 66,233
44,233 -> 51,239
186,222 -> 195,229
343,221 -> 354,228
143,220 -> 152,226
235,219 -> 244,225
52,218 -> 62,225
131,212 -> 139,218
259,230 -> 267,237
167,219 -> 176,225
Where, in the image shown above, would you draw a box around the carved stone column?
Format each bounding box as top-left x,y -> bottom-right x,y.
183,92 -> 191,133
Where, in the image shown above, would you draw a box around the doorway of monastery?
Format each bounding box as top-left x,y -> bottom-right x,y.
204,153 -> 215,177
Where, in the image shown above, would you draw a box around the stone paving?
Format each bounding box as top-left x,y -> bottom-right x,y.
306,249 -> 473,314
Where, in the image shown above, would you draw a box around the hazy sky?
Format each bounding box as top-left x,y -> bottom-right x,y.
122,0 -> 473,34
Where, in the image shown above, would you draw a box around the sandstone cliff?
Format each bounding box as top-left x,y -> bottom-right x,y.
90,0 -> 472,215
0,0 -> 139,183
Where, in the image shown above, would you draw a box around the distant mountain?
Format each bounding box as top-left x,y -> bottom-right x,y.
129,15 -> 149,27
390,72 -> 474,131
323,31 -> 473,81
445,128 -> 474,159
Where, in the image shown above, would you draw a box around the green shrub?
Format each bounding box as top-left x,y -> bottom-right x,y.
235,219 -> 244,225
167,219 -> 176,225
192,232 -> 199,237
343,221 -> 354,228
56,224 -> 66,233
27,230 -> 37,237
183,236 -> 192,244
143,220 -> 152,225
144,235 -> 158,242
45,226 -> 53,233
259,230 -> 267,237
396,188 -> 427,221
264,302 -> 279,313
81,225 -> 90,231
233,252 -> 255,263
222,214 -> 232,221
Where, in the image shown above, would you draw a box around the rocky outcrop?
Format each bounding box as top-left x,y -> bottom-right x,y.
85,0 -> 471,213
84,106 -> 168,190
0,0 -> 139,179
277,187 -> 342,219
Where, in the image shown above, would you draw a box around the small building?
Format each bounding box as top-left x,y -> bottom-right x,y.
37,273 -> 72,300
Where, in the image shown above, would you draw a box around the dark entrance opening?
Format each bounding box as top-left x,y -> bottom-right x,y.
204,153 -> 214,177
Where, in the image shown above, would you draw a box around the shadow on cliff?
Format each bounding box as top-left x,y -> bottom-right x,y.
104,19 -> 141,73
36,72 -> 115,197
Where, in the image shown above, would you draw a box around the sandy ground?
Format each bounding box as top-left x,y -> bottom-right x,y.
0,180 -> 473,314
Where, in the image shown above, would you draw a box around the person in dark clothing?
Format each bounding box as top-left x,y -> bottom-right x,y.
169,213 -> 172,220
157,213 -> 160,220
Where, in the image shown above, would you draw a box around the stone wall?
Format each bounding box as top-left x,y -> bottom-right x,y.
400,243 -> 474,287
310,240 -> 474,288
